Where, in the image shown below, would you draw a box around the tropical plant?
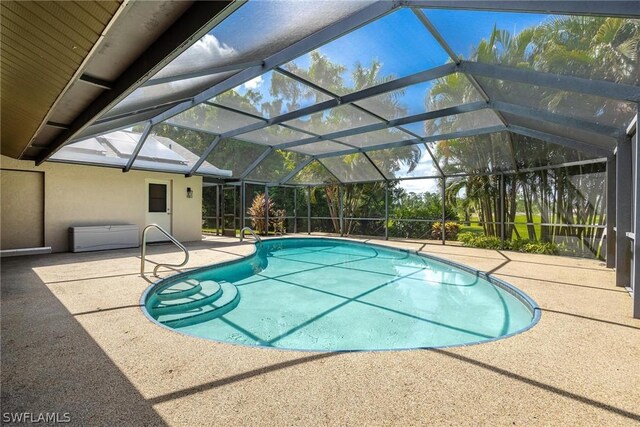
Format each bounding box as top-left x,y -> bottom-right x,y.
458,232 -> 560,255
431,221 -> 461,240
282,53 -> 423,234
247,192 -> 274,234
388,190 -> 457,239
272,209 -> 287,235
425,16 -> 631,258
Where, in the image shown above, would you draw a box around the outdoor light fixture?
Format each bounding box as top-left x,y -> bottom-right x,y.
186,187 -> 193,198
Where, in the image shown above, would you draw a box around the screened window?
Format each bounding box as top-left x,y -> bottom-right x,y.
148,184 -> 167,212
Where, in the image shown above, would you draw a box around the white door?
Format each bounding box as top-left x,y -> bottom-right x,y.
146,179 -> 172,242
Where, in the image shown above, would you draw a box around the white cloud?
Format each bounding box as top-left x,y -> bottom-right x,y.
398,156 -> 439,194
243,75 -> 263,90
157,34 -> 236,81
407,158 -> 436,177
190,34 -> 236,62
399,178 -> 438,194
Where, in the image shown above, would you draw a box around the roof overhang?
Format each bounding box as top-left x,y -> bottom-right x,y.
1,0 -> 236,161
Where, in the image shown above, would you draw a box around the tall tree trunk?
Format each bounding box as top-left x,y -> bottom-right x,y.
494,177 -> 501,239
540,171 -> 550,243
507,178 -> 518,240
484,198 -> 491,236
324,186 -> 341,234
522,179 -> 537,240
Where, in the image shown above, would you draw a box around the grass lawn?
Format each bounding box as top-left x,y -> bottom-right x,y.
205,216 -> 544,239
460,214 -> 542,240
202,228 -> 285,237
206,214 -> 596,243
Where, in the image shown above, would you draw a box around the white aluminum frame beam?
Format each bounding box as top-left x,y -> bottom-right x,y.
137,1 -> 402,142
123,121 -> 153,172
36,0 -> 241,164
239,147 -> 274,179
274,101 -> 489,150
142,60 -> 265,87
75,57 -> 628,174
405,1 -> 640,18
508,125 -> 612,157
188,135 -> 222,176
278,157 -> 315,185
314,125 -> 507,159
606,156 -> 617,269
461,61 -> 640,103
490,101 -> 624,140
631,122 -> 640,317
45,0 -> 637,183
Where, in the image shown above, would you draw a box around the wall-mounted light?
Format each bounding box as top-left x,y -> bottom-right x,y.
186,187 -> 193,198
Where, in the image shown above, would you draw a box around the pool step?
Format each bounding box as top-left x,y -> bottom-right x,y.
156,281 -> 240,328
155,279 -> 202,301
150,281 -> 222,315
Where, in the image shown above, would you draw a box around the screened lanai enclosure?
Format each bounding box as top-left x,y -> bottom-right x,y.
38,1 -> 639,315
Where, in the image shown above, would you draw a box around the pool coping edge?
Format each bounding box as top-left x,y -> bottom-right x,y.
139,237 -> 541,353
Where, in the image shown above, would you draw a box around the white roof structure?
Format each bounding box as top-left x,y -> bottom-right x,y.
40,1 -> 638,185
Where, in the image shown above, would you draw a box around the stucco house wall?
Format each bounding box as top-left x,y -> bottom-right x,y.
1,155 -> 203,252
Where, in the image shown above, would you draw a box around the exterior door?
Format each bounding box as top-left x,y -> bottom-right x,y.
222,186 -> 237,237
146,179 -> 172,242
0,169 -> 44,249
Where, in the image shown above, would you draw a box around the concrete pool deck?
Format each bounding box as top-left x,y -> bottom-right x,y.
1,235 -> 639,426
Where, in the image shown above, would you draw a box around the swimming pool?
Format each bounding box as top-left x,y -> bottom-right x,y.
142,238 -> 539,351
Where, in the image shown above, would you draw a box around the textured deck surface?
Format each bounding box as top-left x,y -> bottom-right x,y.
2,235 -> 638,426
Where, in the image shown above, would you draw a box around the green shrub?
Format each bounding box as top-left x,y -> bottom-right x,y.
457,233 -> 501,249
520,241 -> 559,255
457,232 -> 475,245
388,218 -> 432,239
390,195 -> 458,239
431,221 -> 461,240
509,238 -> 531,252
457,233 -> 559,255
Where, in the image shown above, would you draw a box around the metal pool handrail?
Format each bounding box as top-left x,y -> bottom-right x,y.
141,224 -> 189,277
239,227 -> 262,245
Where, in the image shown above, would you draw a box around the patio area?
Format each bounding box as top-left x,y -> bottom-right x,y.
2,236 -> 638,425
2,2 -> 639,424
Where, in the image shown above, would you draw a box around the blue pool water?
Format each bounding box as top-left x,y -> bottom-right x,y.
143,238 -> 538,351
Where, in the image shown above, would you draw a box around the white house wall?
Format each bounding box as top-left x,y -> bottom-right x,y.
0,155 -> 203,252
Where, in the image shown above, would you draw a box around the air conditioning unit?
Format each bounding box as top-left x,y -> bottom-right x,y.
69,225 -> 139,252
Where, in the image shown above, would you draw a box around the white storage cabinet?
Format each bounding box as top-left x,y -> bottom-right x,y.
69,225 -> 139,252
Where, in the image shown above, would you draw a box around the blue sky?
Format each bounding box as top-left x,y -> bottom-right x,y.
426,9 -> 553,59
394,145 -> 440,193
207,5 -> 553,189
287,8 -> 450,92
226,7 -> 452,114
223,6 -> 550,120
215,3 -> 554,63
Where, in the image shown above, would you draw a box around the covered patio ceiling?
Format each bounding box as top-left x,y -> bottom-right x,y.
33,1 -> 640,185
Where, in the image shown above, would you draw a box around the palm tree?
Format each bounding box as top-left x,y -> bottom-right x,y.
279,53 -> 422,234
428,67 -> 509,237
427,16 -> 631,257
532,17 -> 639,85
